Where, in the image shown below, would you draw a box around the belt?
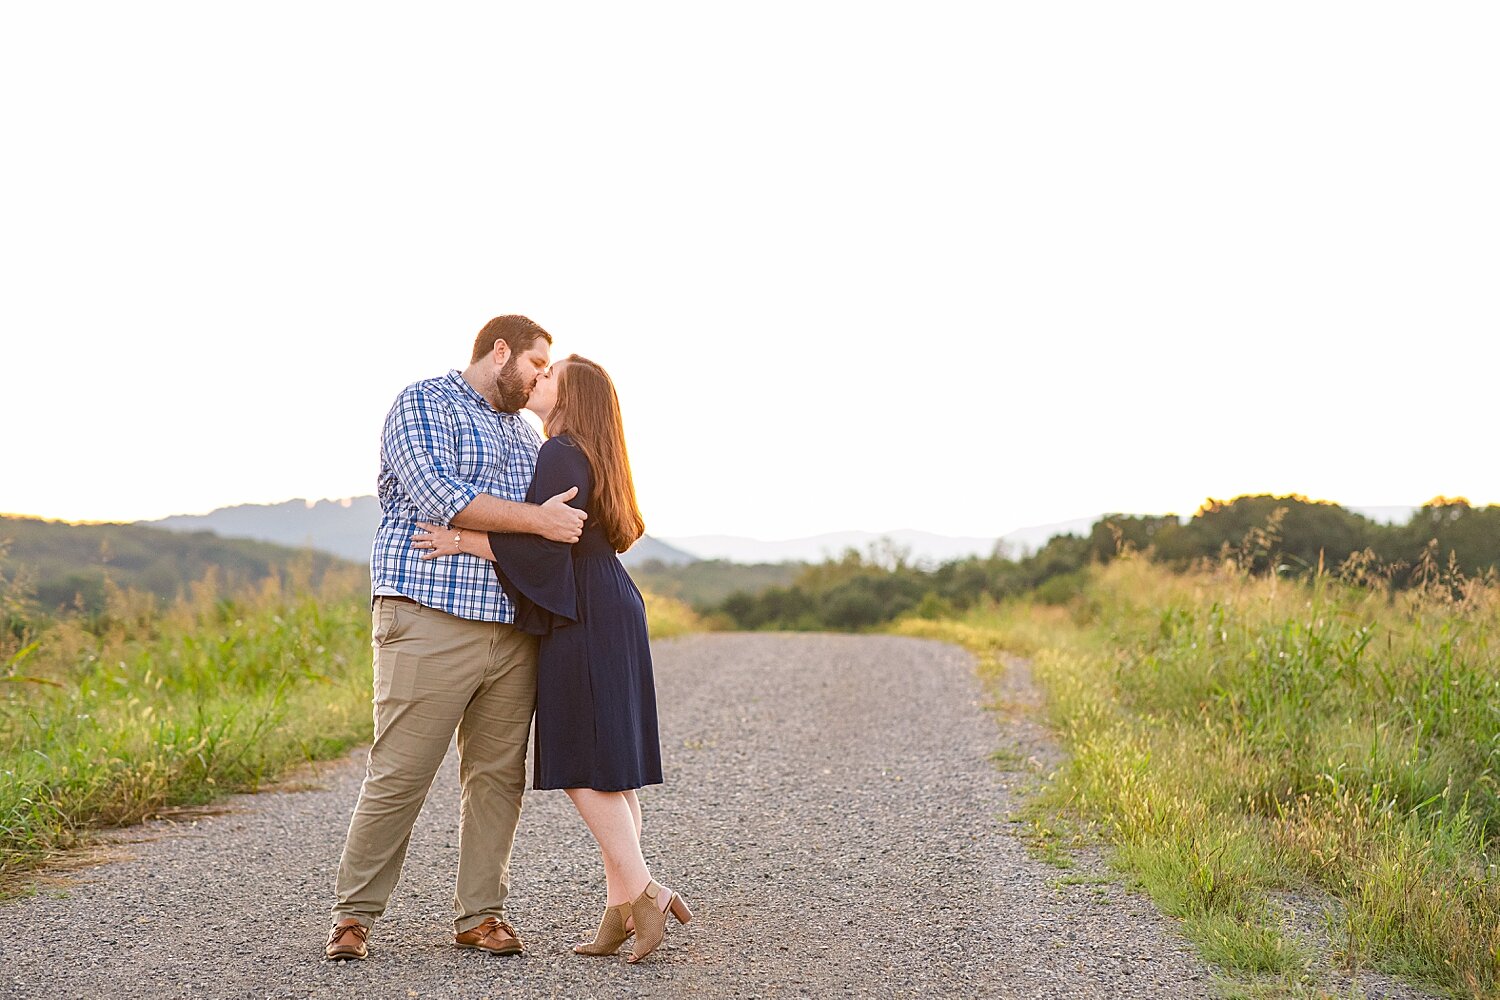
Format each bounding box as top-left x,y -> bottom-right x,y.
378,595 -> 422,607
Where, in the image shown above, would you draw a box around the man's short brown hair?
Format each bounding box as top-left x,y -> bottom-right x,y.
471,315 -> 552,363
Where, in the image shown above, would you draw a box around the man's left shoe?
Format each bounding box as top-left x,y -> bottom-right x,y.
325,918 -> 370,961
455,917 -> 523,956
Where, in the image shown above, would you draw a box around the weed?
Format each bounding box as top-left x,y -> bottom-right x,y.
928,557 -> 1500,997
0,570 -> 693,884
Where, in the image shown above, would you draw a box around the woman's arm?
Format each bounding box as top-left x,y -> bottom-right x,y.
411,438 -> 591,562
411,522 -> 494,561
407,439 -> 590,634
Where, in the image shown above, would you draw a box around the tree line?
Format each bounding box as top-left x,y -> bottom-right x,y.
714,496 -> 1500,631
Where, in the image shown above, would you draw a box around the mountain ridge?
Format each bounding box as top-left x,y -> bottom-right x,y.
133,498 -> 1422,567
0,514 -> 354,614
140,497 -> 699,568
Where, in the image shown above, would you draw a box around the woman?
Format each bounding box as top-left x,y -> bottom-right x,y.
411,355 -> 691,963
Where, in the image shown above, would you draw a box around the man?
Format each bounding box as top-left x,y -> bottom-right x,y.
325,315 -> 586,961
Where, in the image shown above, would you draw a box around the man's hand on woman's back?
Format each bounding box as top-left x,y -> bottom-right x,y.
539,487 -> 586,543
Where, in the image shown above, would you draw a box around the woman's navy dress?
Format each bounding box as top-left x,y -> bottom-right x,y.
487,435 -> 663,792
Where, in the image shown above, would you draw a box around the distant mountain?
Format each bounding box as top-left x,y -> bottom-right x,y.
662,529 -> 1006,565
624,536 -> 698,567
147,498 -> 382,564
142,497 -> 698,569
0,514 -> 354,614
995,516 -> 1109,557
660,521 -> 1124,565
135,499 -> 1430,571
660,505 -> 1426,565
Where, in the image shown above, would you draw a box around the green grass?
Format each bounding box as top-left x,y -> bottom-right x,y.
1,569 -> 374,886
642,589 -> 705,639
896,557 -> 1500,998
1,569 -> 699,890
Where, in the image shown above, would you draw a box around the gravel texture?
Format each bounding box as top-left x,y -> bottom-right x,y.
3,633 -> 1225,998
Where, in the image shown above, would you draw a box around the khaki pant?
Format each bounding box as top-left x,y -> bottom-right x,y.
332,597 -> 538,932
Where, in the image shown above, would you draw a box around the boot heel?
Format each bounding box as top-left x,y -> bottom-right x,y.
628,881 -> 693,963
668,893 -> 692,925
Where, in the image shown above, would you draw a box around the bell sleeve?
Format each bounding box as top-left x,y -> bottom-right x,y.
488,437 -> 591,636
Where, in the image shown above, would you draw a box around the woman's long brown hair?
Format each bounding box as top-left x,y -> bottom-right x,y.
544,355 -> 645,553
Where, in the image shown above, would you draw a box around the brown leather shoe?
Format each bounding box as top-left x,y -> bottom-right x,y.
455,916 -> 523,956
325,918 -> 369,961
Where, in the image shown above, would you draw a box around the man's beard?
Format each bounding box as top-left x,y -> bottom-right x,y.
493,357 -> 531,412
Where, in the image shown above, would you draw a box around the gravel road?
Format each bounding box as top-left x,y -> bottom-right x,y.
1,633 -> 1218,999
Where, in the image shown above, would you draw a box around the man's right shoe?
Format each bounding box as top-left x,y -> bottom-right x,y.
325,918 -> 370,961
455,916 -> 524,956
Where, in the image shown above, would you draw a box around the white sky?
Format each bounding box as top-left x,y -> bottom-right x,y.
2,3 -> 1496,540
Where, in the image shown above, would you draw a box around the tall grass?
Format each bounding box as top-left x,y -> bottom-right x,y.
643,589 -> 703,639
1,566 -> 374,884
899,557 -> 1500,997
1,567 -> 699,887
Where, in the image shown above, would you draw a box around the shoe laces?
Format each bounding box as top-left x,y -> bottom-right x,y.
473,917 -> 516,938
329,922 -> 367,944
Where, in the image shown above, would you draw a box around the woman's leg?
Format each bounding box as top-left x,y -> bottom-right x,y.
624,789 -> 643,842
619,789 -> 645,929
567,788 -> 652,906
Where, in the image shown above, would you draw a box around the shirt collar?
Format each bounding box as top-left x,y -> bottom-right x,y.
447,369 -> 523,418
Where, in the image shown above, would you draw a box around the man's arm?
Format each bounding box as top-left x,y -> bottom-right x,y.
450,489 -> 585,543
383,385 -> 584,543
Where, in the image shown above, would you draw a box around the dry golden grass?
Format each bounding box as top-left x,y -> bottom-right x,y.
903,557 -> 1500,997
2,571 -> 701,888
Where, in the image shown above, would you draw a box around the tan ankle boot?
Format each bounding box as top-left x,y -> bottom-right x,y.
627,881 -> 692,963
574,902 -> 633,956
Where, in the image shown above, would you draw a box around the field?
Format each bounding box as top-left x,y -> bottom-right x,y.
0,566 -> 699,888
8,510 -> 1499,996
898,557 -> 1500,998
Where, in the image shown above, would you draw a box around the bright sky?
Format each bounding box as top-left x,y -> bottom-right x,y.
2,3 -> 1496,540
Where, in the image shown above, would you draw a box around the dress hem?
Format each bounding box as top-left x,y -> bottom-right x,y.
533,777 -> 664,793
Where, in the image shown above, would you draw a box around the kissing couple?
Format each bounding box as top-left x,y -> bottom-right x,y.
322,315 -> 691,964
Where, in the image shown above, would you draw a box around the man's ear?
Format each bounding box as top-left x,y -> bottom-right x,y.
491,339 -> 511,368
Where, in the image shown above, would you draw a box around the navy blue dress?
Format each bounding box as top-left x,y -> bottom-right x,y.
487,435 -> 663,792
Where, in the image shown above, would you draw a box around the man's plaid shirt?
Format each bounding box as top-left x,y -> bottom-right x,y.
370,370 -> 541,622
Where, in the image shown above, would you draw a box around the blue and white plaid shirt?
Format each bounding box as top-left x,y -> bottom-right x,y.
371,370 -> 542,622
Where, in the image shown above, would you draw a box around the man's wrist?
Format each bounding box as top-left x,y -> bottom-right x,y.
505,502 -> 538,535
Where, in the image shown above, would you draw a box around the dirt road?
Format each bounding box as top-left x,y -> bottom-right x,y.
0,633 -> 1213,999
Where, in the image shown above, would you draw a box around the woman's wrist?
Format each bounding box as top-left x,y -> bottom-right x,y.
457,529 -> 480,556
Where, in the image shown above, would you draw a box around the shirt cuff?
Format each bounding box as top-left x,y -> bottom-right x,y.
426,479 -> 482,524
